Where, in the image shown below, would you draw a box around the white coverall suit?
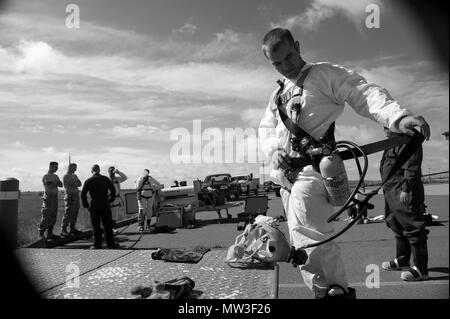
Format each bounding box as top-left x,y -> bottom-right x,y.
110,171 -> 127,221
136,175 -> 162,227
259,62 -> 412,297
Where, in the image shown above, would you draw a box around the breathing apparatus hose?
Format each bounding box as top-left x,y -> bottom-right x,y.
300,130 -> 425,250
300,140 -> 369,249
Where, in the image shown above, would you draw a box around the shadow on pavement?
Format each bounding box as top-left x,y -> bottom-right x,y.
428,267 -> 449,281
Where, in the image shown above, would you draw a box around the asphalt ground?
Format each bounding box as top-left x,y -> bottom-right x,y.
60,184 -> 449,299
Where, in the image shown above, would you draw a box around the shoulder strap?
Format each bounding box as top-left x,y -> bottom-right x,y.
276,67 -> 334,145
275,67 -> 313,140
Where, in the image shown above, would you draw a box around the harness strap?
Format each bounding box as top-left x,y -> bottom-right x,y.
303,130 -> 425,249
275,67 -> 314,141
290,134 -> 411,169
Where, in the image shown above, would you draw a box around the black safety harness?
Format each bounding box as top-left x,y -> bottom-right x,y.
273,66 -> 426,249
137,176 -> 154,200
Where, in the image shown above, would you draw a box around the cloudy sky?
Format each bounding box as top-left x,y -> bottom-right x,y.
0,0 -> 448,191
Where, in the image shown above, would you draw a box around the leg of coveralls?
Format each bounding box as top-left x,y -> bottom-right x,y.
384,186 -> 412,266
288,166 -> 349,298
101,206 -> 115,248
396,186 -> 429,276
38,193 -> 50,235
89,207 -> 102,248
137,199 -> 146,227
280,188 -> 291,242
147,196 -> 155,228
61,194 -> 71,231
47,193 -> 58,235
70,194 -> 80,231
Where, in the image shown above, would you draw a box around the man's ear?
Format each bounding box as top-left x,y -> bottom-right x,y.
294,41 -> 300,53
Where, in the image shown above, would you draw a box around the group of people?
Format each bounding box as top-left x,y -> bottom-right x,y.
37,27 -> 432,298
258,28 -> 431,299
38,162 -> 162,249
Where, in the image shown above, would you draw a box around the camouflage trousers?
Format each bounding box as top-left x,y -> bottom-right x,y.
61,192 -> 80,230
39,192 -> 58,232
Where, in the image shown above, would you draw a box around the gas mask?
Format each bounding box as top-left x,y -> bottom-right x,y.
226,216 -> 308,268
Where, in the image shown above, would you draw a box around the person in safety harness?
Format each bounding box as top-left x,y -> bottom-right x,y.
108,166 -> 127,234
258,28 -> 431,299
136,169 -> 163,232
380,127 -> 429,281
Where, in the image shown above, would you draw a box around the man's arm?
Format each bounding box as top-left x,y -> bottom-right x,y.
148,176 -> 163,190
75,175 -> 82,187
319,63 -> 430,139
64,174 -> 81,189
258,92 -> 280,159
43,175 -> 56,188
56,176 -> 63,188
116,171 -> 127,183
80,180 -> 89,208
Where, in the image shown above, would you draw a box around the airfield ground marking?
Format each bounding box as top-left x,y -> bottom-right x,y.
279,280 -> 449,288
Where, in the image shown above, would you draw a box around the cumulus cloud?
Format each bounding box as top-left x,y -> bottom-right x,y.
172,23 -> 198,36
271,0 -> 383,31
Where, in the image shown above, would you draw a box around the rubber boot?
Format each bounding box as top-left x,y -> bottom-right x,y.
412,241 -> 429,276
60,226 -> 69,237
46,227 -> 60,240
396,236 -> 411,267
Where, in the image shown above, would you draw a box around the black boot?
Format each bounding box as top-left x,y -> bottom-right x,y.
317,285 -> 356,299
396,236 -> 412,266
412,241 -> 429,276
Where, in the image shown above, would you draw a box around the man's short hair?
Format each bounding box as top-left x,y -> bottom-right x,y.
91,164 -> 100,173
144,169 -> 150,174
108,166 -> 115,173
262,28 -> 295,56
69,163 -> 77,168
49,161 -> 58,166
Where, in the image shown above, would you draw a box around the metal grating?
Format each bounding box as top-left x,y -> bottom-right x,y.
15,248 -> 131,294
38,249 -> 277,299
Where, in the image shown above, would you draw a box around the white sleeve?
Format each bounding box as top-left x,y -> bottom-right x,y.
148,176 -> 162,190
258,91 -> 280,158
318,63 -> 413,132
135,177 -> 143,190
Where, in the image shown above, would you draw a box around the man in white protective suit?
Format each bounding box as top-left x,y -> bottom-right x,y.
136,169 -> 163,232
258,28 -> 430,299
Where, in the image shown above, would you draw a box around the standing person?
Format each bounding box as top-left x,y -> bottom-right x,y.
136,169 -> 162,232
81,164 -> 118,249
380,128 -> 429,281
258,28 -> 430,298
108,166 -> 128,233
61,163 -> 82,236
38,161 -> 63,240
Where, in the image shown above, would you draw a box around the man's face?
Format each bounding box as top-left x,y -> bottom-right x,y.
265,39 -> 302,80
69,165 -> 77,173
50,164 -> 58,173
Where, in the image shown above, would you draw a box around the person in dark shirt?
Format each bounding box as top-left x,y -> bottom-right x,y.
81,164 -> 118,249
380,128 -> 429,281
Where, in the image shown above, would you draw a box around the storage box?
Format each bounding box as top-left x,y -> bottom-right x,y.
156,206 -> 183,228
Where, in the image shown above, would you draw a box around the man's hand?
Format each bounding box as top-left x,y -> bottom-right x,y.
399,191 -> 412,205
398,115 -> 431,140
276,150 -> 293,171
